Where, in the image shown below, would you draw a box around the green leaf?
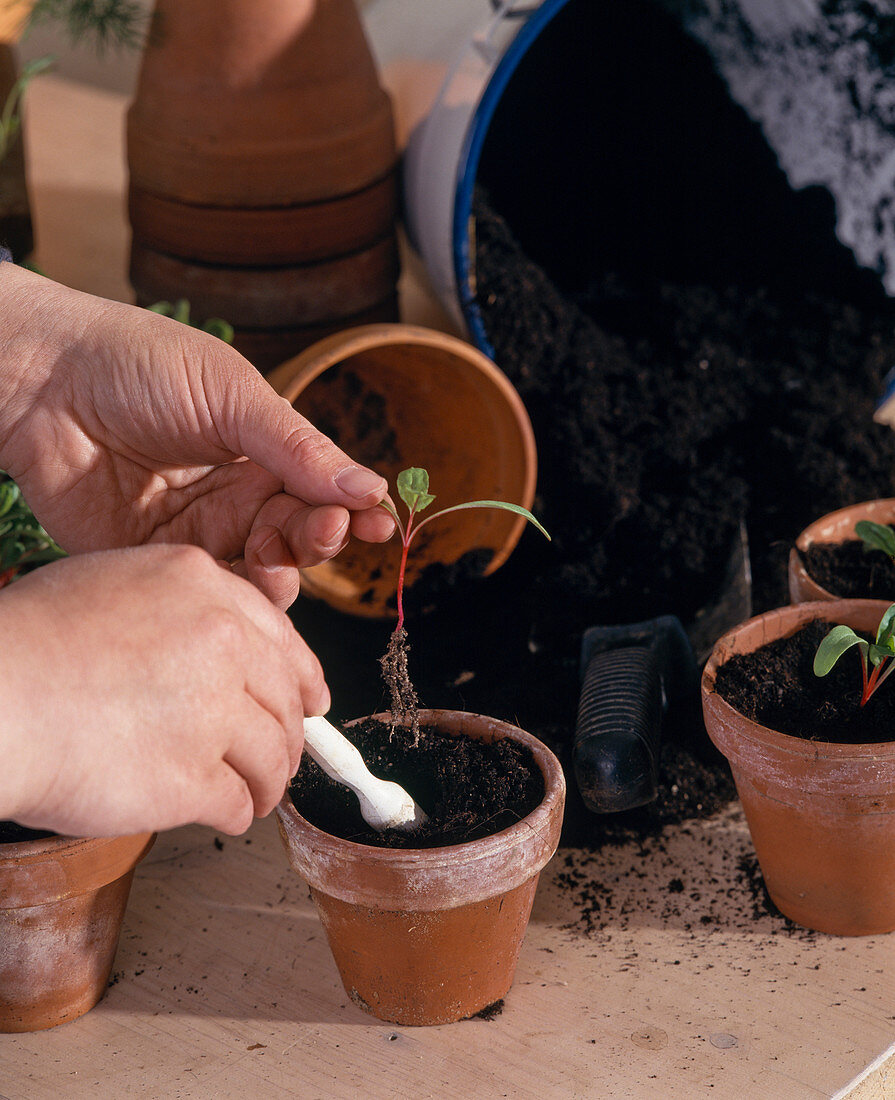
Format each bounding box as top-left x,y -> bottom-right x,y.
201,317 -> 235,344
877,602 -> 895,649
814,624 -> 867,677
397,468 -> 435,513
420,499 -> 551,540
855,520 -> 895,561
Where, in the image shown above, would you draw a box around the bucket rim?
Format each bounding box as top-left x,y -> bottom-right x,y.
452,0 -> 573,355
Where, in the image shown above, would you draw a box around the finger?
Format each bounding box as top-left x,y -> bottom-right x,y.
222,703 -> 294,819
247,495 -> 352,568
242,526 -> 301,610
194,764 -> 256,836
349,504 -> 397,544
213,374 -> 388,509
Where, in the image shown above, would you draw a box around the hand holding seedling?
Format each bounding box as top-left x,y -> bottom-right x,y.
0,263 -> 394,611
378,467 -> 549,739
814,602 -> 895,705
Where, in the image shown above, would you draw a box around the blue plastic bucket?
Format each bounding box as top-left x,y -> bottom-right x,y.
403,0 -> 571,356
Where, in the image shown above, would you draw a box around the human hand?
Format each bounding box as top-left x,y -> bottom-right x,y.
0,545 -> 321,837
0,265 -> 395,609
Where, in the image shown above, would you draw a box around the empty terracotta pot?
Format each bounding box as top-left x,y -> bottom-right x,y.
702,599 -> 895,935
229,297 -> 399,375
127,173 -> 398,267
0,831 -> 155,1031
129,237 -> 399,329
126,0 -> 396,207
276,710 -> 565,1025
788,499 -> 895,602
266,324 -> 538,617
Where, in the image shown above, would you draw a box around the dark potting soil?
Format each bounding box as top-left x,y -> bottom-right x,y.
292,0 -> 895,847
0,821 -> 54,844
288,717 -> 544,849
802,537 -> 895,599
713,619 -> 895,743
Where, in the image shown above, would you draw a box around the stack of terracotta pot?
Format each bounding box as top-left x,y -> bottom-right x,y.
126,0 -> 400,372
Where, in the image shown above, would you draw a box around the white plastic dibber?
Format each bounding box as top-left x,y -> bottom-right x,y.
301,715 -> 428,833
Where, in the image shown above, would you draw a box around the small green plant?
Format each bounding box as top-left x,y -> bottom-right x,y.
23,0 -> 146,51
0,55 -> 53,165
0,1 -> 146,167
814,602 -> 895,706
378,467 -> 549,738
380,466 -> 550,632
147,299 -> 234,344
0,472 -> 65,588
855,519 -> 895,565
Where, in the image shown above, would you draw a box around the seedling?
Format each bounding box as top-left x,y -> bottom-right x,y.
814,602 -> 895,706
1,1 -> 146,167
855,519 -> 895,565
378,467 -> 549,739
0,56 -> 53,166
147,299 -> 234,344
0,473 -> 65,588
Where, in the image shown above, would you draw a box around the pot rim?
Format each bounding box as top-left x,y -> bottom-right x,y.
278,709 -> 564,862
702,598 -> 895,759
790,499 -> 895,602
794,498 -> 895,552
267,324 -> 539,618
0,831 -> 156,908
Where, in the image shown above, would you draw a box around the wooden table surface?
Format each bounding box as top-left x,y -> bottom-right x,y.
2,72 -> 894,1100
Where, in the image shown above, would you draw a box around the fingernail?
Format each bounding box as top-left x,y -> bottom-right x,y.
335,466 -> 385,500
256,530 -> 292,570
321,515 -> 350,552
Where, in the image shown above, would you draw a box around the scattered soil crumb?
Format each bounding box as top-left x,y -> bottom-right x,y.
468,999 -> 505,1021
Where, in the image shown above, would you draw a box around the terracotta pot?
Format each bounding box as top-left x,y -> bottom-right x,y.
276,710 -> 565,1025
127,173 -> 398,267
129,237 -> 399,328
0,831 -> 155,1031
788,499 -> 895,602
126,0 -> 396,207
702,599 -> 895,935
0,1 -> 33,43
267,324 -> 538,618
230,297 -> 400,375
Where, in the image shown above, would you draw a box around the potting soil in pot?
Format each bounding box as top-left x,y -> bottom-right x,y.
289,718 -> 544,849
713,620 -> 895,743
802,535 -> 895,599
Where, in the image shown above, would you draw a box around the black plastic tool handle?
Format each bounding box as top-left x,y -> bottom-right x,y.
574,645 -> 664,813
573,615 -> 696,814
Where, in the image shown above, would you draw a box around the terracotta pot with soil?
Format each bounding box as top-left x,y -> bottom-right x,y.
702,598 -> 895,935
788,499 -> 895,603
0,828 -> 154,1031
276,709 -> 565,1025
267,324 -> 538,618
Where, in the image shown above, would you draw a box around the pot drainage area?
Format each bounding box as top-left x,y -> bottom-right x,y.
294,0 -> 895,847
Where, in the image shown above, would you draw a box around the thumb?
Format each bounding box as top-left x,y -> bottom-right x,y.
219,369 -> 388,508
